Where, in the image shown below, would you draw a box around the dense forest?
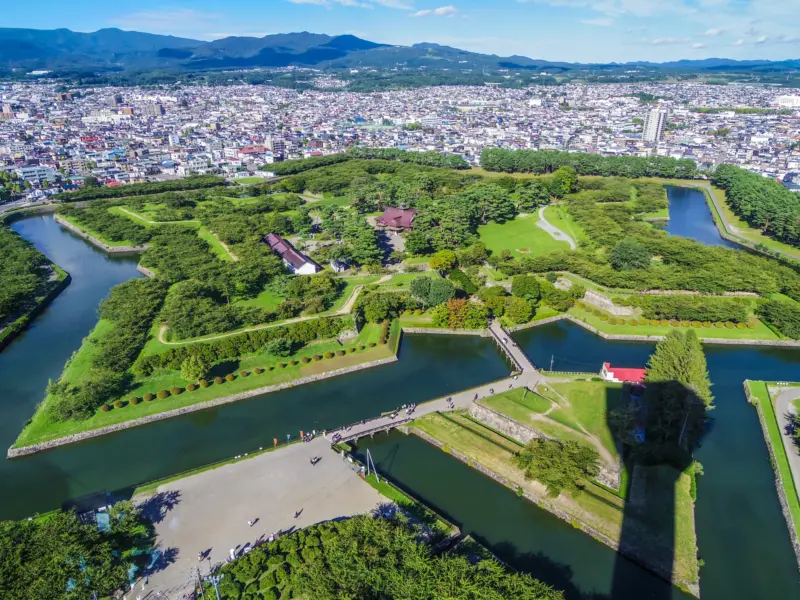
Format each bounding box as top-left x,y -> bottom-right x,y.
55,175 -> 226,202
0,502 -> 151,600
712,164 -> 800,248
480,148 -> 699,179
0,227 -> 50,323
212,513 -> 562,600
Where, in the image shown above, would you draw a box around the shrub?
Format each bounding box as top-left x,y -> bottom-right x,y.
157,390 -> 169,399
348,347 -> 356,353
359,344 -> 366,350
101,403 -> 112,412
593,308 -> 602,316
660,320 -> 669,327
290,359 -> 299,366
130,396 -> 140,405
629,319 -> 638,326
714,322 -> 724,328
336,349 -> 345,356
414,309 -> 422,315
143,392 -> 155,401
598,313 -> 608,321
669,319 -> 680,327
747,322 -> 756,329
199,379 -> 209,387
253,367 -> 262,375
186,383 -> 197,391
268,366 -> 275,371
736,322 -> 747,329
681,320 -> 691,327
691,321 -> 701,328
171,387 -> 182,395
214,376 -> 224,384
702,321 -> 712,328
279,362 -> 287,368
225,373 -> 235,382
240,370 -> 249,377
313,354 -> 322,361
324,351 -> 334,359
300,356 -> 311,364
369,342 -> 377,347
725,321 -> 735,329
650,319 -> 660,326
608,317 -> 617,325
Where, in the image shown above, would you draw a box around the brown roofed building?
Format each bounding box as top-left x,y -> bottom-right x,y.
263,233 -> 321,275
376,207 -> 417,231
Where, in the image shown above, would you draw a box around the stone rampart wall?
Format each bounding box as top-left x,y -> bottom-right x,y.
583,290 -> 634,316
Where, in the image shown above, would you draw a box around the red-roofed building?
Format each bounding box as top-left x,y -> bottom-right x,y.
376,207 -> 417,231
601,363 -> 646,385
263,233 -> 321,275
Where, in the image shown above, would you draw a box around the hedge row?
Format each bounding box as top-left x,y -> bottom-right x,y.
134,316 -> 350,376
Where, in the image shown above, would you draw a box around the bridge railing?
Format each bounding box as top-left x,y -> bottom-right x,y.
336,418 -> 413,443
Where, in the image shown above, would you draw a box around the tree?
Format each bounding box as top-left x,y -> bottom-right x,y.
550,166 -> 578,198
609,237 -> 651,270
513,439 -> 599,497
511,275 -> 541,302
446,298 -> 470,329
83,175 -> 99,187
181,355 -> 210,382
430,303 -> 450,328
461,183 -> 518,224
429,249 -> 457,274
504,296 -> 534,325
410,276 -> 432,307
517,181 -> 551,212
464,304 -> 489,329
264,337 -> 292,357
428,278 -> 456,306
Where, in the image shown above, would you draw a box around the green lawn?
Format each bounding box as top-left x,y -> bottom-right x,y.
478,214 -> 571,258
237,288 -> 285,311
549,380 -> 624,458
197,226 -> 234,261
412,412 -> 698,586
746,381 -> 800,543
15,323 -> 392,448
232,176 -> 266,184
481,388 -> 552,417
640,207 -> 670,220
567,304 -> 780,341
543,205 -> 589,243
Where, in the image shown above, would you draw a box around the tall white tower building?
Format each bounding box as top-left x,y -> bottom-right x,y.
643,108 -> 668,143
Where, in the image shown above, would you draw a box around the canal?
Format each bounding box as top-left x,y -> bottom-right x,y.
4,198 -> 800,600
0,215 -> 510,519
663,186 -> 739,249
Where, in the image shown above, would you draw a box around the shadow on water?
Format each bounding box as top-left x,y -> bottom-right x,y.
354,345 -> 710,600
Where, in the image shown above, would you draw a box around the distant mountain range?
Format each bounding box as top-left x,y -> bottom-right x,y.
0,27 -> 799,74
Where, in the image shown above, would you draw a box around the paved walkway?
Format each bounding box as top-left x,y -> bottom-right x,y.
537,205 -> 576,250
331,321 -> 542,443
775,388 -> 800,500
137,438 -> 383,598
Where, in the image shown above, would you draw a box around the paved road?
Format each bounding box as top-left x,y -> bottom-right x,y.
536,205 -> 577,250
331,321 -> 542,443
775,388 -> 800,501
138,438 -> 383,598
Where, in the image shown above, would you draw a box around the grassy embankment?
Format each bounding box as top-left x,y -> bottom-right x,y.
14,321 -> 399,448
412,383 -> 699,590
56,212 -> 137,247
745,381 -> 800,543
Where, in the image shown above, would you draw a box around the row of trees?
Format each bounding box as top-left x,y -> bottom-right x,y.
55,175 -> 226,202
47,279 -> 168,421
0,227 -> 50,322
623,295 -> 753,324
213,513 -> 563,600
58,203 -> 152,246
267,148 -> 469,177
480,149 -> 700,179
712,164 -> 800,248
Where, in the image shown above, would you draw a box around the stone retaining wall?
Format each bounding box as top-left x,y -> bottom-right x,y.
136,264 -> 156,278
583,290 -> 635,316
743,380 -> 800,571
54,214 -> 147,254
509,313 -> 800,347
409,426 -> 699,598
469,402 -> 620,489
8,356 -> 398,458
402,327 -> 489,337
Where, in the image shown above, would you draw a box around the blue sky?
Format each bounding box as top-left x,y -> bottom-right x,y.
5,0 -> 800,63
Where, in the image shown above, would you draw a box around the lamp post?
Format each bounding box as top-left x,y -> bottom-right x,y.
204,574 -> 224,600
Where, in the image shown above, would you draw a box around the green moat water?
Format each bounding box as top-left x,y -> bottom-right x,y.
3,212 -> 800,599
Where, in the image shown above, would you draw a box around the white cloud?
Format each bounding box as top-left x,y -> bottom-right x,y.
287,0 -> 410,7
700,28 -> 724,36
755,35 -> 769,44
412,5 -> 458,17
650,37 -> 691,45
581,17 -> 613,26
731,38 -> 744,46
691,42 -> 707,49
